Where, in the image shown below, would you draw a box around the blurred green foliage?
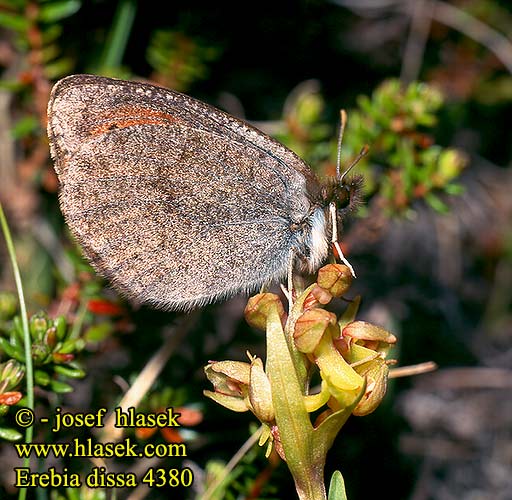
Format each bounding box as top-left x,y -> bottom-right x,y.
0,0 -> 79,82
275,78 -> 467,215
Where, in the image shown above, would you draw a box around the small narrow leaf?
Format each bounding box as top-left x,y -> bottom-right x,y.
39,0 -> 81,23
328,470 -> 348,500
0,12 -> 29,31
0,427 -> 23,441
49,380 -> 74,393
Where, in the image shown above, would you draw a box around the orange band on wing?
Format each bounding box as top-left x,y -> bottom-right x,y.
90,107 -> 180,135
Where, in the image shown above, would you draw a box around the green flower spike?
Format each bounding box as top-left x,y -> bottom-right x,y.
205,264 -> 399,500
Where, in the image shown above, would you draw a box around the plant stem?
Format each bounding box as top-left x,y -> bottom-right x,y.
266,307 -> 327,500
98,0 -> 137,72
0,203 -> 34,500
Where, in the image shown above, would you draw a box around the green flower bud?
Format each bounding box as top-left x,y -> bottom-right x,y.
44,327 -> 57,349
0,360 -> 24,390
342,321 -> 397,346
294,308 -> 337,354
244,293 -> 286,331
29,312 -> 50,341
317,264 -> 352,297
249,357 -> 275,423
204,360 -> 252,413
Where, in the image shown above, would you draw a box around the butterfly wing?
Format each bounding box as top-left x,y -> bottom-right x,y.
48,75 -> 325,309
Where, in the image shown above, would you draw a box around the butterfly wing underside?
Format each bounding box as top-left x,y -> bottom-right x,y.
48,75 -> 320,309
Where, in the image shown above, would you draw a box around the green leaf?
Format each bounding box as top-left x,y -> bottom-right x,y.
0,337 -> 23,360
356,95 -> 372,116
0,79 -> 25,92
97,0 -> 136,72
41,23 -> 63,44
53,364 -> 85,379
51,316 -> 67,341
41,42 -> 60,63
49,379 -> 74,393
13,315 -> 25,343
39,0 -> 81,23
425,192 -> 449,213
0,292 -> 17,320
0,12 -> 29,31
444,183 -> 465,195
328,470 -> 348,500
0,404 -> 8,417
34,369 -> 51,386
12,116 -> 39,139
84,322 -> 113,343
0,426 -> 23,441
59,339 -> 85,354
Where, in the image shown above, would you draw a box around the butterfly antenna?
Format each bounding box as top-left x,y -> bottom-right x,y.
339,144 -> 369,184
336,109 -> 347,179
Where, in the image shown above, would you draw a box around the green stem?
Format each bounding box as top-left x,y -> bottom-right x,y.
98,0 -> 137,72
0,203 -> 34,500
266,307 -> 327,500
69,297 -> 87,340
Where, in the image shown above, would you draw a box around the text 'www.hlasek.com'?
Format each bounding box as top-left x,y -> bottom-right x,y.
12,406 -> 194,489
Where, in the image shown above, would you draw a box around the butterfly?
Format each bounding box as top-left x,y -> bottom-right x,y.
48,75 -> 362,310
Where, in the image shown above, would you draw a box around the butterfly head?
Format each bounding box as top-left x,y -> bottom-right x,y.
322,174 -> 363,221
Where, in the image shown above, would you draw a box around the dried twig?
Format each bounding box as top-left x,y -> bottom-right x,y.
400,0 -> 434,83
431,0 -> 512,75
100,312 -> 198,443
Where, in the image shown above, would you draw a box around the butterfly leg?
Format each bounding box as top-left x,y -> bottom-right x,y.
329,202 -> 357,278
281,247 -> 297,312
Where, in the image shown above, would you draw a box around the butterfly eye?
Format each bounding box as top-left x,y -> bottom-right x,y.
336,176 -> 363,213
337,184 -> 352,210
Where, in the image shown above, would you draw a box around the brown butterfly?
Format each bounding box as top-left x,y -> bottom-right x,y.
48,75 -> 361,310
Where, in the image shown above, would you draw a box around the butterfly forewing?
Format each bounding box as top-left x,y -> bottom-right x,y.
48,75 -> 321,309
